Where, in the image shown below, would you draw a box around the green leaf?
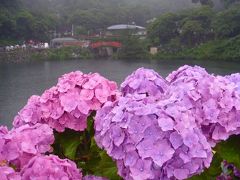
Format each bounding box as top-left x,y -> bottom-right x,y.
63,138 -> 81,160
91,150 -> 121,180
189,152 -> 223,180
87,115 -> 95,137
53,129 -> 82,160
78,137 -> 101,174
215,135 -> 240,169
80,137 -> 121,180
52,114 -> 121,180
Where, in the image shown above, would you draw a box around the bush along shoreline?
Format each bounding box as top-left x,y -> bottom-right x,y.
152,35 -> 240,61
31,47 -> 94,61
0,47 -> 94,63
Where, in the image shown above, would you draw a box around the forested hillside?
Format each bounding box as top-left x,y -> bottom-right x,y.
0,0 -> 238,45
148,0 -> 240,60
0,0 -> 197,45
0,0 -> 55,44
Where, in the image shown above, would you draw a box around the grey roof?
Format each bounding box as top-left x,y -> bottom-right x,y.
107,24 -> 146,30
51,37 -> 79,43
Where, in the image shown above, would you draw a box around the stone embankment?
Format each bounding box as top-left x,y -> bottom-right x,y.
0,49 -> 47,63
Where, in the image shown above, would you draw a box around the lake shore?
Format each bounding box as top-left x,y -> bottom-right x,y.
0,49 -> 37,63
152,36 -> 240,61
0,47 -> 94,63
1,42 -> 240,63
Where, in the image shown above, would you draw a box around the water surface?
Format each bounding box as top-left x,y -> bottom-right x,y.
1,59 -> 240,127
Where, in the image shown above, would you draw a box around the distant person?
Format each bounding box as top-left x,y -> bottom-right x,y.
21,44 -> 26,50
44,43 -> 49,49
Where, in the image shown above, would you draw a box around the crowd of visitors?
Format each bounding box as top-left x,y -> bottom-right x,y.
0,41 -> 49,52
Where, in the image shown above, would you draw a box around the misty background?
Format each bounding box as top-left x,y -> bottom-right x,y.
1,0 -> 239,61
0,0 -> 227,43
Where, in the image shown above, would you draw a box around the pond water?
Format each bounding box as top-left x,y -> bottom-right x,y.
0,58 -> 240,127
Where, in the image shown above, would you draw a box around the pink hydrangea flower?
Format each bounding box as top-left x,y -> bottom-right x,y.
13,95 -> 43,128
0,166 -> 21,180
0,124 -> 54,169
13,71 -> 119,132
20,155 -> 82,180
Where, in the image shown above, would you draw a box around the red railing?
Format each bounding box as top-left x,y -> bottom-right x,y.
90,41 -> 122,49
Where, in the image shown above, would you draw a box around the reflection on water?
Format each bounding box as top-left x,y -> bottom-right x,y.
0,59 -> 240,127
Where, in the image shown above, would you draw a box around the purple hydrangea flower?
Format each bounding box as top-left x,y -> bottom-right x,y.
20,155 -> 82,179
166,65 -> 240,146
95,94 -> 212,180
226,73 -> 240,92
13,71 -> 119,132
121,68 -> 169,100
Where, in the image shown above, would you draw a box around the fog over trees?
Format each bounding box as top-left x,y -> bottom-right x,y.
19,0 -> 198,26
0,0 -> 238,44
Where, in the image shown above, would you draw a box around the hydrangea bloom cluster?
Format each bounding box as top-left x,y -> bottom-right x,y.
0,166 -> 21,180
4,66 -> 240,180
20,155 -> 82,179
95,94 -> 212,180
121,68 -> 169,99
225,73 -> 240,92
13,95 -> 43,128
13,71 -> 118,132
0,124 -> 54,170
166,65 -> 240,146
95,66 -> 240,179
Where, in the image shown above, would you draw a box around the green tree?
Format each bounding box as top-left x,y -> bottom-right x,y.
147,13 -> 179,46
221,0 -> 240,7
181,20 -> 205,46
0,9 -> 16,39
147,6 -> 214,48
0,0 -> 20,10
15,11 -> 35,40
75,26 -> 88,35
192,0 -> 214,6
32,16 -> 54,41
213,5 -> 240,38
180,6 -> 214,28
68,10 -> 100,30
179,6 -> 214,46
118,33 -> 149,59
